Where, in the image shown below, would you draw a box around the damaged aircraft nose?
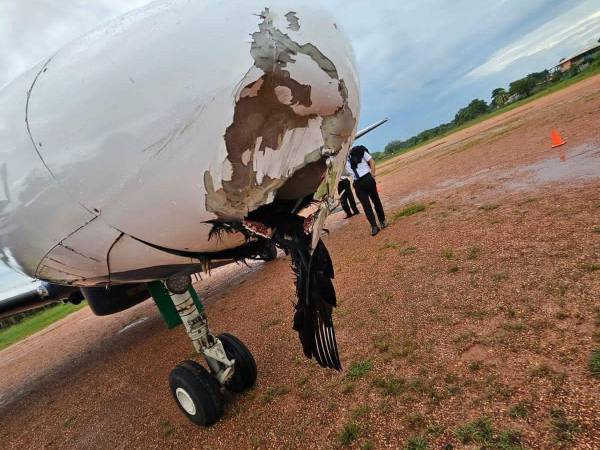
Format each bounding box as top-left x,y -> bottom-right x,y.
204,6 -> 359,221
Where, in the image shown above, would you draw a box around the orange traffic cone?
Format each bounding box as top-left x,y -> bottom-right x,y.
550,129 -> 566,148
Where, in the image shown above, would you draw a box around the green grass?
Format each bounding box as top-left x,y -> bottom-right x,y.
589,347 -> 600,378
360,440 -> 374,450
440,248 -> 454,260
549,409 -> 580,444
337,421 -> 360,445
404,412 -> 427,430
492,271 -> 509,282
372,376 -> 406,396
261,385 -> 290,403
393,203 -> 426,220
347,360 -> 373,380
399,246 -> 418,256
508,402 -> 530,419
0,302 -> 87,351
468,361 -> 483,372
404,435 -> 427,450
467,246 -> 481,260
479,203 -> 499,211
592,226 -> 600,234
579,262 -> 600,272
351,405 -> 371,421
454,417 -> 523,449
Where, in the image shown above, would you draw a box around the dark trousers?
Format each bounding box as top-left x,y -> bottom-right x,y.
337,178 -> 359,217
353,173 -> 385,227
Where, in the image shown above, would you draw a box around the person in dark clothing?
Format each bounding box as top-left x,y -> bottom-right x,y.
346,145 -> 386,236
337,174 -> 359,219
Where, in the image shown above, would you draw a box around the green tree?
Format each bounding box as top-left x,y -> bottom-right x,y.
454,99 -> 488,125
491,88 -> 509,108
384,140 -> 404,154
508,77 -> 536,98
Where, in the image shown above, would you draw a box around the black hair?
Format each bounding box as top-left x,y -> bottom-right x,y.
349,145 -> 369,170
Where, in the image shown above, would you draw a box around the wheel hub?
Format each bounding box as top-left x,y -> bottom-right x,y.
175,387 -> 196,415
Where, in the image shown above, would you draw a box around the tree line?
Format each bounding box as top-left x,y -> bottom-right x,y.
375,46 -> 600,160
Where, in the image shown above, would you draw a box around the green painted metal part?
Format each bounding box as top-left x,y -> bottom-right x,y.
148,281 -> 205,329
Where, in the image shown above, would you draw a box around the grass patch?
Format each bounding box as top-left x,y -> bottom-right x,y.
347,360 -> 373,380
261,385 -> 290,403
393,203 -> 426,220
454,417 -> 523,449
63,416 -> 75,428
337,421 -> 360,445
440,248 -> 454,259
160,420 -> 175,438
468,361 -> 483,372
296,374 -> 309,387
351,405 -> 371,420
341,382 -> 355,394
380,241 -> 399,250
448,265 -> 460,274
372,376 -> 406,396
373,337 -> 390,353
404,412 -> 427,430
261,318 -> 282,330
360,440 -> 374,450
579,262 -> 600,272
528,364 -> 561,379
501,321 -> 526,332
404,435 -> 427,450
589,346 -> 600,377
549,408 -> 580,444
492,271 -> 509,282
592,226 -> 600,234
425,424 -> 444,437
479,203 -> 499,211
508,402 -> 530,419
0,301 -> 87,351
399,246 -> 418,256
467,246 -> 481,260
455,417 -> 493,444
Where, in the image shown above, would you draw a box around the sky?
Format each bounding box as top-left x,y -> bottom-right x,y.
1,0 -> 600,291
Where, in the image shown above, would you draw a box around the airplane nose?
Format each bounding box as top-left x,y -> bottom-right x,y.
15,0 -> 359,253
204,6 -> 360,220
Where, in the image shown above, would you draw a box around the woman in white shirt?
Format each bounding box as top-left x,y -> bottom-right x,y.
345,145 -> 386,236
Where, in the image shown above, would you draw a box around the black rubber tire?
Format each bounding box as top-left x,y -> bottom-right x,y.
260,243 -> 278,262
218,333 -> 257,393
169,360 -> 224,426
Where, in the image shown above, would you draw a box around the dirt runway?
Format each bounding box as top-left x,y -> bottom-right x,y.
1,75 -> 599,449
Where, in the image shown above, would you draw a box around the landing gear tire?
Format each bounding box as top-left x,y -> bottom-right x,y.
217,333 -> 257,393
169,360 -> 224,426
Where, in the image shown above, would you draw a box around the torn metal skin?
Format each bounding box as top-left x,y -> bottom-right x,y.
204,8 -> 357,249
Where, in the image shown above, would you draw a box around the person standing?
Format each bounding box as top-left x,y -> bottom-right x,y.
346,145 -> 386,236
337,170 -> 360,219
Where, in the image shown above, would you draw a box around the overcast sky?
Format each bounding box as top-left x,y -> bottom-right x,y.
1,0 -> 600,289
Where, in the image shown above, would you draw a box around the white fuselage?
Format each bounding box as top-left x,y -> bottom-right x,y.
0,0 -> 360,286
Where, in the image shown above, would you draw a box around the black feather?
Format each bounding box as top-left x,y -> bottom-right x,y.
243,205 -> 341,370
289,233 -> 341,371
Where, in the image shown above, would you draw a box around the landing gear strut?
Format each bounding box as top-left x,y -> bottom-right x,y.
153,276 -> 257,426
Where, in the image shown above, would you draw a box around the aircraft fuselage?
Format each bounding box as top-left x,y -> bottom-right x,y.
0,0 -> 360,286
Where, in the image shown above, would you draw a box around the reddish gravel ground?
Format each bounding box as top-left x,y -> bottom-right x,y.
1,74 -> 599,449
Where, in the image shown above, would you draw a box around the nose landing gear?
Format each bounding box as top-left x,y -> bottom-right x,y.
151,276 -> 257,426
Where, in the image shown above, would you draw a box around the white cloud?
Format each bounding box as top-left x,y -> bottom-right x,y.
467,6 -> 600,78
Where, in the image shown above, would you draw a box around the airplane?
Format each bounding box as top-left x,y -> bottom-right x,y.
0,0 -> 386,426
